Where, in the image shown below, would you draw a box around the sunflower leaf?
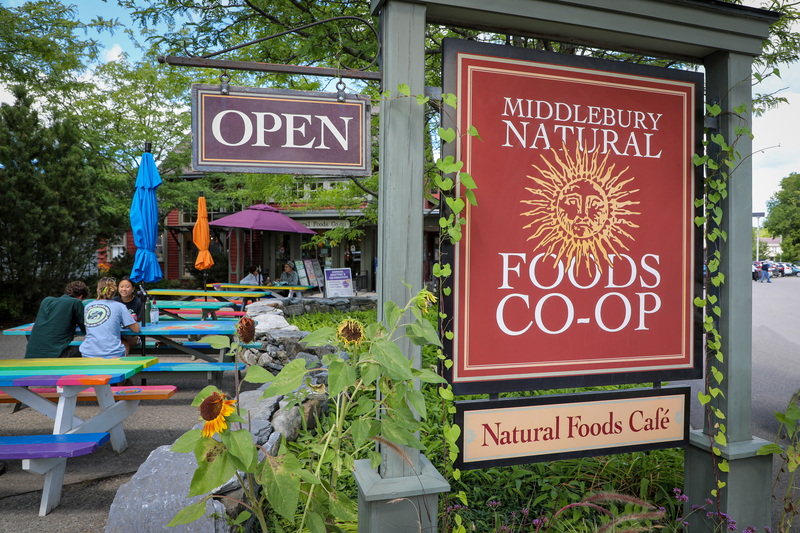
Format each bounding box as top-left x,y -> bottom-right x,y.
171,429 -> 202,453
360,362 -> 382,385
372,339 -> 414,380
328,359 -> 357,396
260,359 -> 307,398
244,365 -> 275,384
223,428 -> 258,471
188,440 -> 238,497
385,300 -> 402,330
329,491 -> 358,522
168,499 -> 209,526
262,453 -> 302,521
200,335 -> 231,349
406,389 -> 427,419
191,385 -> 220,407
300,327 -> 335,348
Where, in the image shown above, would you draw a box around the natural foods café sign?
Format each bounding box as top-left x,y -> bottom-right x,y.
191,85 -> 371,176
442,40 -> 703,394
454,388 -> 689,469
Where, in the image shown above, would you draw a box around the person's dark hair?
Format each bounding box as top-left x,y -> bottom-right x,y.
118,276 -> 135,289
284,262 -> 294,270
65,281 -> 89,299
248,265 -> 258,275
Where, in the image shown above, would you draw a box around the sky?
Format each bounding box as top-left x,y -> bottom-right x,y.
4,0 -> 799,218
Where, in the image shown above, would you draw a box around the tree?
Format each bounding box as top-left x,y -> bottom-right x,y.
764,172 -> 800,262
753,227 -> 770,260
0,88 -> 104,318
0,1 -> 117,103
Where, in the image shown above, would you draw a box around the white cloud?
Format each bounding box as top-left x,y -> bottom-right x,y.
102,43 -> 124,63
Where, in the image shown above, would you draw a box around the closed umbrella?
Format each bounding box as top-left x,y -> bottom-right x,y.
129,151 -> 163,284
193,193 -> 214,293
193,193 -> 214,270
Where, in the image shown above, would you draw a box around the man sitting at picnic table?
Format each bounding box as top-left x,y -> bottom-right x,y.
278,262 -> 299,286
25,281 -> 90,359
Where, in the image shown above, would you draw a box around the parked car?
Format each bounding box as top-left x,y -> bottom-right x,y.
779,262 -> 794,276
791,264 -> 800,277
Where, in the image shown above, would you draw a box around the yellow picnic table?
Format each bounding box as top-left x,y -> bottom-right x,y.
208,283 -> 313,298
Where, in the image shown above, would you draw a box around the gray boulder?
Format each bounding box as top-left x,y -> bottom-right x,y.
105,446 -> 227,533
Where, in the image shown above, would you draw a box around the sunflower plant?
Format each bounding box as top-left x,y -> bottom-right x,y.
167,285 -> 446,532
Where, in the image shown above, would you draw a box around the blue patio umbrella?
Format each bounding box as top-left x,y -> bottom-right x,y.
129,151 -> 163,284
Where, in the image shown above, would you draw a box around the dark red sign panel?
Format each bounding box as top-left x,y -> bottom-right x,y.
442,40 -> 703,394
192,85 -> 371,176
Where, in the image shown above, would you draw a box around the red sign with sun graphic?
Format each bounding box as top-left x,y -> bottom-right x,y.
442,40 -> 704,394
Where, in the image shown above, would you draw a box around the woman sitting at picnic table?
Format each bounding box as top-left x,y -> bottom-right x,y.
113,276 -> 142,354
80,278 -> 140,358
240,265 -> 267,286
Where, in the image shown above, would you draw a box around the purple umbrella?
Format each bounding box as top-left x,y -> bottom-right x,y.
209,204 -> 317,234
209,204 -> 316,279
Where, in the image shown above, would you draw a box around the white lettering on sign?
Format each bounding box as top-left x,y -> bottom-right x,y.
210,112 -> 353,150
494,252 -> 665,335
299,219 -> 351,229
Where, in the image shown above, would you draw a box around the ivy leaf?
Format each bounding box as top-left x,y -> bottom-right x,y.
695,216 -> 705,227
440,386 -> 454,401
438,127 -> 456,144
467,125 -> 482,140
693,297 -> 706,307
465,189 -> 478,206
446,197 -> 466,215
718,459 -> 730,472
443,93 -> 457,109
416,94 -> 430,106
398,83 -> 410,97
459,172 -> 476,189
443,287 -> 451,296
698,392 -> 711,405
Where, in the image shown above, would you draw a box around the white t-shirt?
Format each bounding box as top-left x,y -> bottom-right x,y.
240,273 -> 263,285
80,300 -> 136,358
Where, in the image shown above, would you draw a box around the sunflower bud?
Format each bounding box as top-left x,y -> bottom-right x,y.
336,318 -> 365,346
236,316 -> 256,343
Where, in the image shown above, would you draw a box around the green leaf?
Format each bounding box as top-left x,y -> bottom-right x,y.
718,459 -> 729,472
397,83 -> 410,97
694,198 -> 704,208
698,392 -> 711,405
714,432 -> 727,447
467,125 -> 482,140
201,335 -> 231,349
443,93 -> 457,109
694,297 -> 706,307
301,327 -> 335,348
446,197 -> 466,214
167,500 -> 208,527
440,386 -> 454,401
243,364 -> 275,384
381,418 -> 425,449
459,172 -> 476,189
438,127 -> 456,144
329,491 -> 358,521
171,429 -> 202,453
465,189 -> 478,206
372,339 -> 414,380
416,94 -> 429,106
416,368 -> 447,384
261,358 -> 307,398
262,454 -> 302,522
188,440 -> 238,497
233,511 -> 251,525
406,389 -> 427,419
191,385 -> 220,407
328,359 -> 357,396
361,362 -> 382,385
385,300 -> 402,329
220,428 -> 257,471
695,216 -> 705,227
443,287 -> 451,296
758,443 -> 784,455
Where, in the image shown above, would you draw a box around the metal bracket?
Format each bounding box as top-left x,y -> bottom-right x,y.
162,16 -> 381,82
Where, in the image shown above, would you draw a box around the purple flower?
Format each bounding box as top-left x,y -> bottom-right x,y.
765,528 -> 772,533
706,498 -> 714,505
487,500 -> 502,509
521,508 -> 529,516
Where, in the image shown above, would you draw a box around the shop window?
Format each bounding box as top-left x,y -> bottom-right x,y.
181,232 -> 198,278
108,234 -> 126,260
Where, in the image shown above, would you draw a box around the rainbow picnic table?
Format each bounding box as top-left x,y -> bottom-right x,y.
148,288 -> 269,307
208,282 -> 313,298
4,321 -> 237,362
155,300 -> 234,320
0,357 -> 158,515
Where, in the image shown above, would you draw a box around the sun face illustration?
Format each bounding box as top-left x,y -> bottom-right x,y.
521,143 -> 640,274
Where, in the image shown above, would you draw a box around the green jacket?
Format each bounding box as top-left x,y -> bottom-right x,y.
25,295 -> 86,358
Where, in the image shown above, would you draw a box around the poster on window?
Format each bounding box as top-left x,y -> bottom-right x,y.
441,39 -> 703,394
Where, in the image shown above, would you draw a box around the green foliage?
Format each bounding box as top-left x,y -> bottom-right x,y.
0,87 -> 103,319
764,172 -> 800,262
187,252 -> 230,289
